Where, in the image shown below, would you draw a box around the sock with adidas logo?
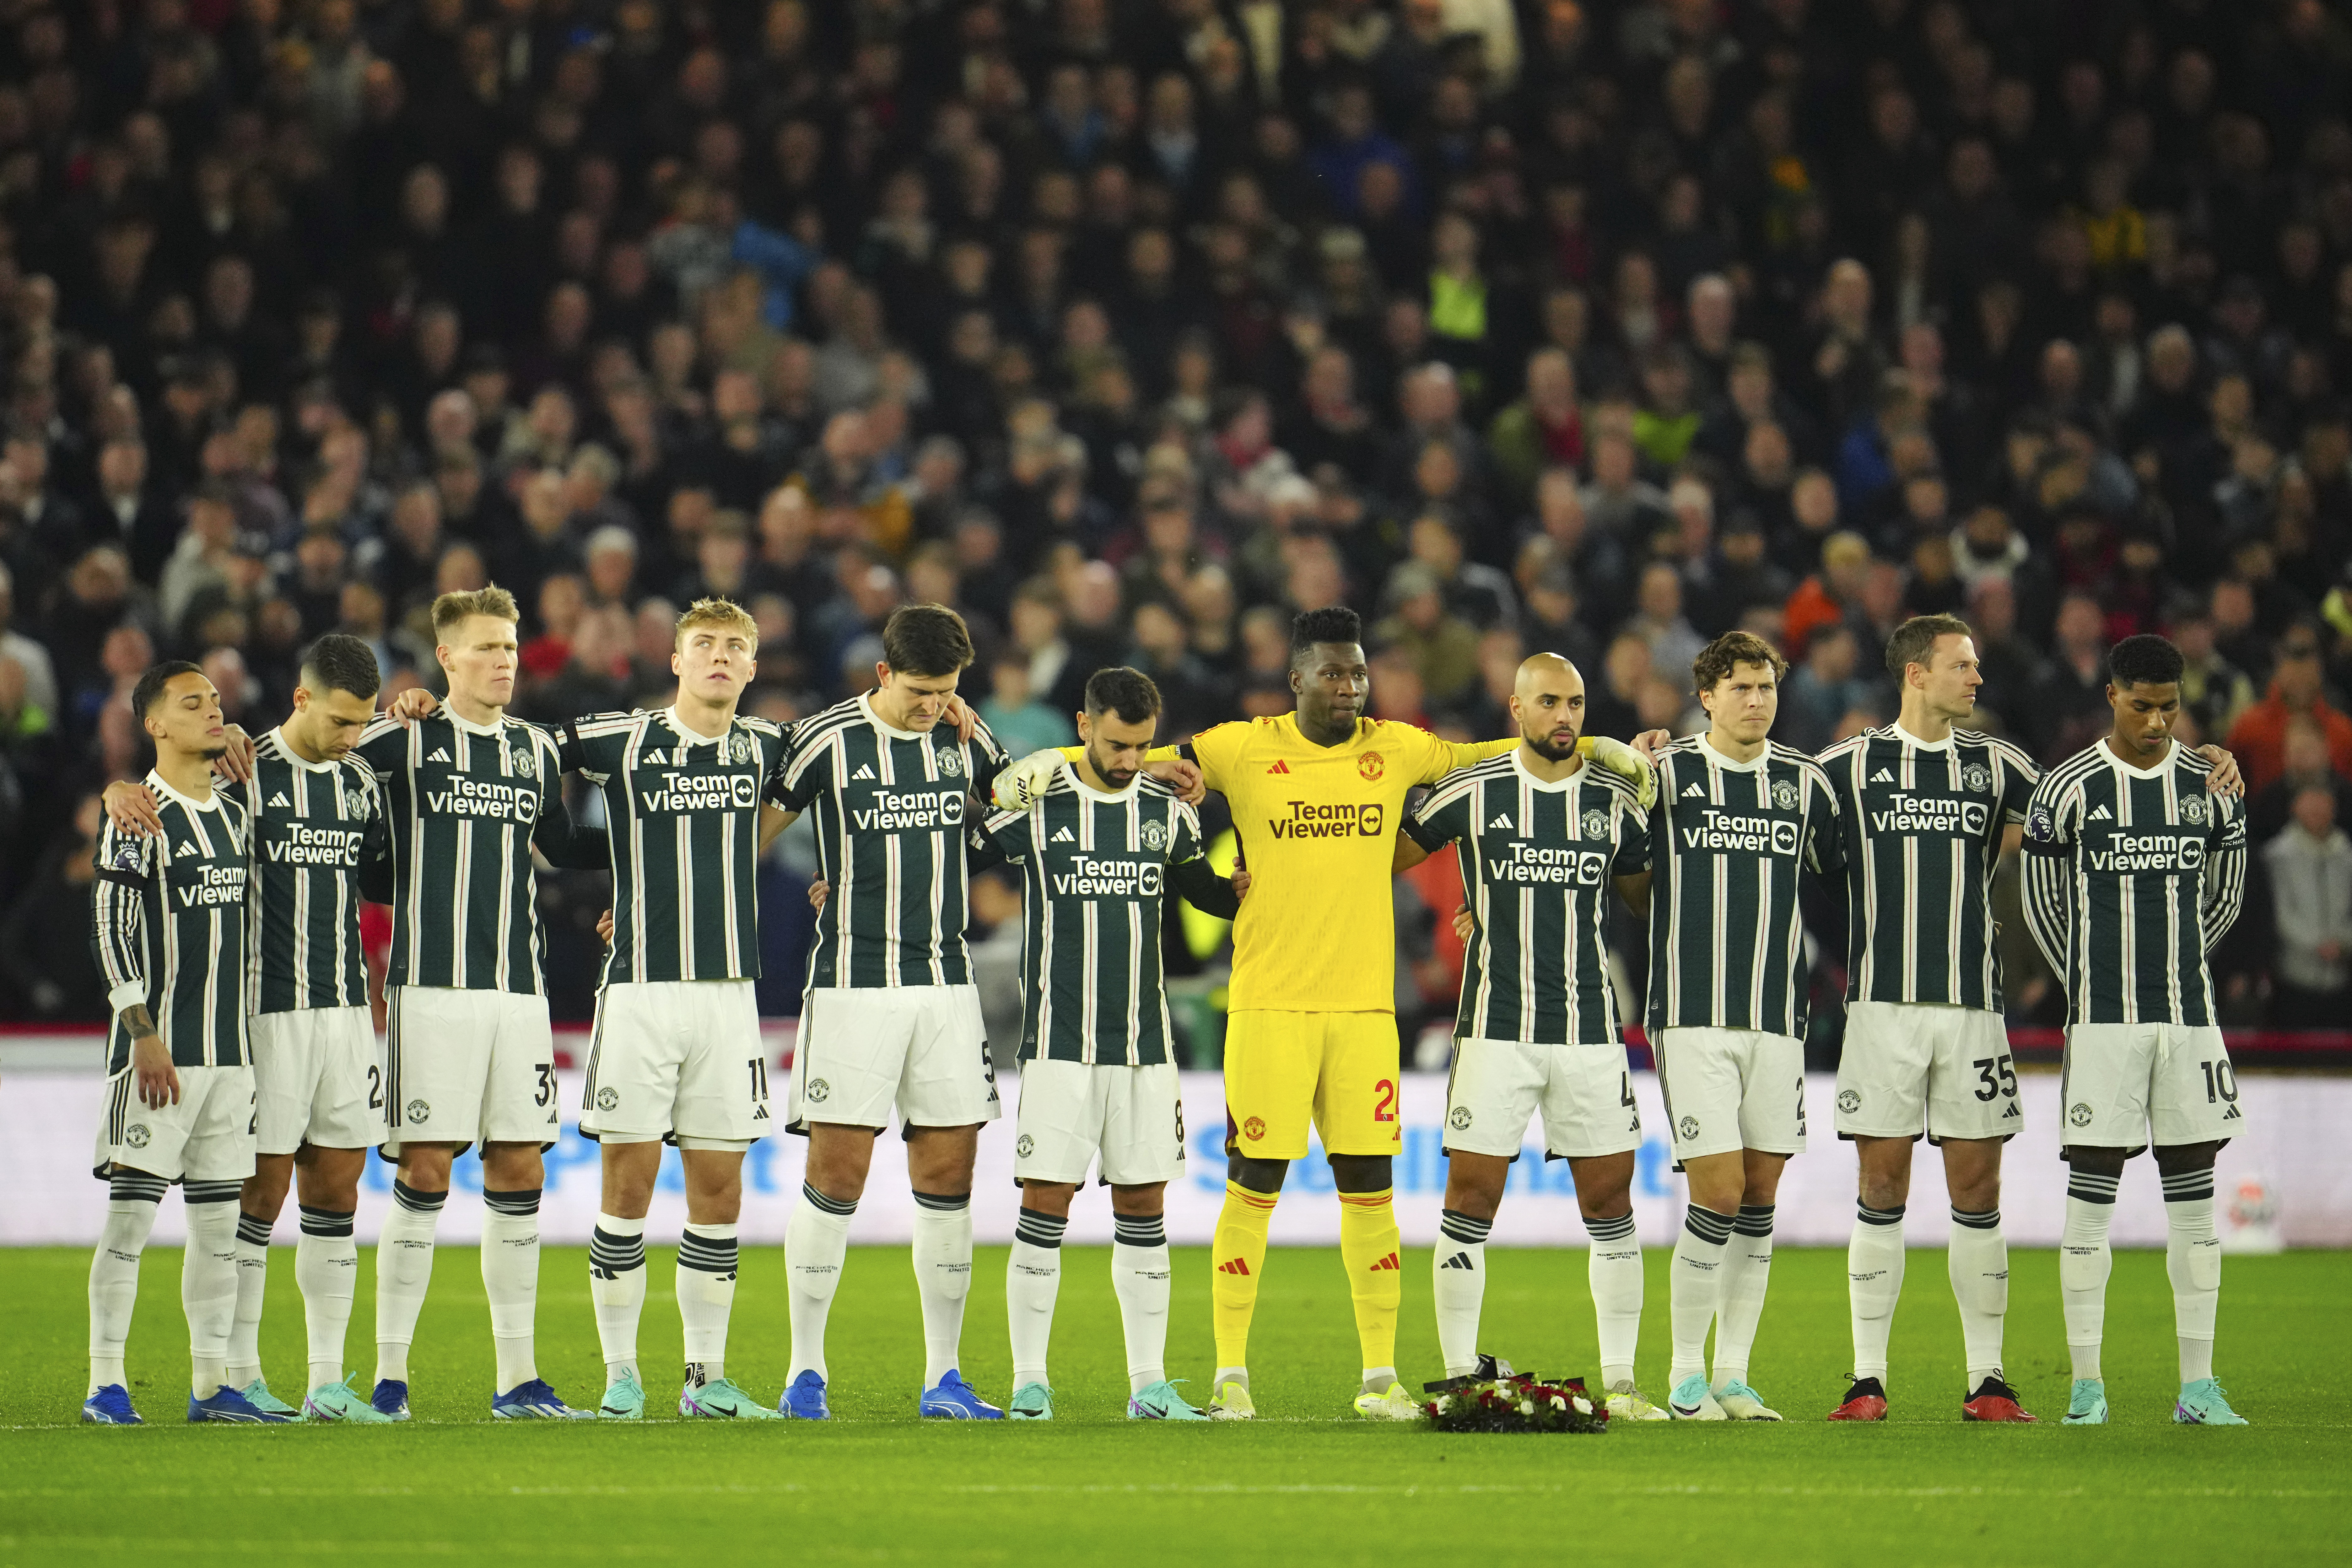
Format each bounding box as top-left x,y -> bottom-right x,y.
1431,1208 -> 1492,1378
1337,1187 -> 1402,1380
1210,1182 -> 1276,1372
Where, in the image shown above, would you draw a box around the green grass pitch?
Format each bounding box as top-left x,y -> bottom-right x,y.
1,1243 -> 2343,1565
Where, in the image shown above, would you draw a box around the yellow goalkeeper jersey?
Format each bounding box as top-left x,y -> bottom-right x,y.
1170,715 -> 1512,1014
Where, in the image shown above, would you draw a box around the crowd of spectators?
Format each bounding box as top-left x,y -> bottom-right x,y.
0,0 -> 2349,1039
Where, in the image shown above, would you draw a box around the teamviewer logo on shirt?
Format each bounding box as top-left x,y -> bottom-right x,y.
1267,801 -> 1384,838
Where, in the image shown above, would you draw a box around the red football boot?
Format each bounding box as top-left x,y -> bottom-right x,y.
1828,1376 -> 1889,1421
1962,1374 -> 2039,1422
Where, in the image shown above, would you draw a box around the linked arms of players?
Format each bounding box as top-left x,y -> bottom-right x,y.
1000,746 -> 1205,808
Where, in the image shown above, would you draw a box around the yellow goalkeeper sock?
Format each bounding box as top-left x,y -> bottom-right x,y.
1211,1182 -> 1278,1369
1338,1187 -> 1403,1377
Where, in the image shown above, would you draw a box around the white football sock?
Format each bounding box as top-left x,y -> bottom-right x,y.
373,1180 -> 444,1385
1583,1211 -> 1643,1391
1712,1204 -> 1774,1391
677,1223 -> 739,1387
295,1205 -> 358,1390
2163,1167 -> 2220,1384
590,1213 -> 647,1383
1432,1208 -> 1491,1378
480,1188 -> 542,1393
1847,1203 -> 1906,1382
88,1172 -> 163,1394
1947,1206 -> 2009,1387
182,1190 -> 240,1398
2060,1170 -> 2119,1382
785,1182 -> 854,1382
226,1210 -> 272,1388
912,1190 -> 975,1388
1669,1204 -> 1732,1386
1006,1207 -> 1066,1389
1112,1213 -> 1172,1394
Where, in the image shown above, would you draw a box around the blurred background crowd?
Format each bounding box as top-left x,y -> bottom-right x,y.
0,0 -> 2348,1053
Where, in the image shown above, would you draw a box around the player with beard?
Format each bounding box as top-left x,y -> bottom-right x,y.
1396,654 -> 1665,1420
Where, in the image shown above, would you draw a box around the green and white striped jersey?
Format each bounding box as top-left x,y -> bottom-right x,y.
776,693 -> 1010,990
1405,750 -> 1649,1046
1646,735 -> 1841,1037
238,726 -> 384,1014
977,764 -> 1205,1065
2021,739 -> 2248,1027
91,776 -> 251,1071
1817,724 -> 2037,1011
354,709 -> 606,995
559,706 -> 793,984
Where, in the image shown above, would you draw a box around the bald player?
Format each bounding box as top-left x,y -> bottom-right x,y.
1396,655 -> 1665,1417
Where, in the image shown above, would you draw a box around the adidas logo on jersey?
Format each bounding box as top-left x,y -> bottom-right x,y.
1490,814 -> 1514,828
853,764 -> 877,780
2089,804 -> 2113,820
1265,760 -> 1291,774
428,747 -> 451,763
1051,826 -> 1076,842
269,791 -> 290,806
178,841 -> 199,857
1871,768 -> 1895,783
1440,1251 -> 1475,1270
1682,782 -> 1705,797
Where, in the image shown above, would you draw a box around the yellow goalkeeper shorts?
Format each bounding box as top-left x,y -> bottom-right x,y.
1222,1010 -> 1403,1161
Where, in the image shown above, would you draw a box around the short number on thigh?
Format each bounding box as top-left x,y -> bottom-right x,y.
2198,1059 -> 2238,1105
366,1064 -> 383,1111
535,1064 -> 556,1107
1373,1078 -> 1397,1123
1972,1054 -> 2018,1102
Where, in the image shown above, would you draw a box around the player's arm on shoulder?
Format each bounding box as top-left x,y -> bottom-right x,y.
100,776 -> 165,837
2194,743 -> 2242,798
1425,730 -> 1516,782
758,804 -> 800,853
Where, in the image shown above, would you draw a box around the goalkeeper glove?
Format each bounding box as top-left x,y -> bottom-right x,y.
991,747 -> 1065,811
1578,734 -> 1657,810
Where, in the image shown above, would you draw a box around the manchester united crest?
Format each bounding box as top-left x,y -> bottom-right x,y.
1581,807 -> 1609,841
1962,762 -> 1993,794
1140,818 -> 1168,850
2180,792 -> 2207,825
936,746 -> 964,777
1771,777 -> 1799,811
1358,752 -> 1385,781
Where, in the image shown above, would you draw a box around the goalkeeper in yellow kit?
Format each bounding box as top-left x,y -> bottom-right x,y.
1001,606 -> 1656,1419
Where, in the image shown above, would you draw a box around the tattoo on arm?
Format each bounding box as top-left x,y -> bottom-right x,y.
123,1004 -> 156,1039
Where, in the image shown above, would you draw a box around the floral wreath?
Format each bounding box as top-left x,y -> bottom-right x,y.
1421,1355 -> 1610,1434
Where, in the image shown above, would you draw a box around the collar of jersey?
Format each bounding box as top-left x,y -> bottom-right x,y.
1887,721 -> 1951,753
1061,757 -> 1141,804
1509,747 -> 1586,793
444,707 -> 505,738
268,725 -> 340,772
660,705 -> 731,746
1697,732 -> 1768,773
147,770 -> 222,812
2099,736 -> 2177,779
858,690 -> 936,743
